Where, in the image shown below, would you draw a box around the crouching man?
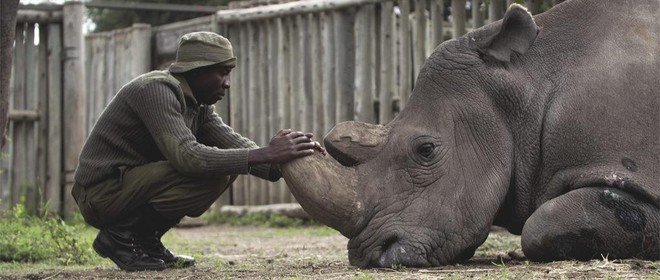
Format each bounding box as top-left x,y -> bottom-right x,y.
71,31 -> 325,271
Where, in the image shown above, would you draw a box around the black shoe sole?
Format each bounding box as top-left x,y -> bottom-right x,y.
93,235 -> 166,272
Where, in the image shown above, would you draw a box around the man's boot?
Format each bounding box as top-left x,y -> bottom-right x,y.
93,214 -> 166,271
138,206 -> 195,268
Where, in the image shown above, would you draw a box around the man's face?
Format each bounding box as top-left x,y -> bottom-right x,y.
186,64 -> 233,105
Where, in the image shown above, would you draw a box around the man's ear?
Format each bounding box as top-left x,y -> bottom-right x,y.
476,4 -> 539,62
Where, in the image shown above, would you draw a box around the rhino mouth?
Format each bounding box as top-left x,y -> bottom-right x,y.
372,236 -> 432,267
346,227 -> 439,268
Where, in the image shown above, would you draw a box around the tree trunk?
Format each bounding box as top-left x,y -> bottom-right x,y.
0,0 -> 19,148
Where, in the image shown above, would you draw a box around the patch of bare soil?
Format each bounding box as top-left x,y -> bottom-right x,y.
3,225 -> 660,279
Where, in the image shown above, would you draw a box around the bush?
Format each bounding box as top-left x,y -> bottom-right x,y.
0,204 -> 96,264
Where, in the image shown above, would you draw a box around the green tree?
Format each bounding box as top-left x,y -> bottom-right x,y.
87,0 -> 231,32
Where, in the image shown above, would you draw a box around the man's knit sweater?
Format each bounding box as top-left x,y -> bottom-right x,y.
75,70 -> 277,187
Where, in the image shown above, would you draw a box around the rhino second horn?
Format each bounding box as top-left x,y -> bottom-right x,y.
281,153 -> 362,237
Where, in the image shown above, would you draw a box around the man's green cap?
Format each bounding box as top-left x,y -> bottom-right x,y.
169,31 -> 237,73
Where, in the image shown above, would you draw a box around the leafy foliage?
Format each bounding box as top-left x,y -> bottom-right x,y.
87,0 -> 231,32
0,204 -> 97,264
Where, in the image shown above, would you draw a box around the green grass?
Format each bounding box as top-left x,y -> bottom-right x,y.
0,204 -> 102,265
202,211 -> 320,228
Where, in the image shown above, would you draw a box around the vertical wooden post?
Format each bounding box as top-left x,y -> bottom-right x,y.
321,12 -> 336,133
451,0 -> 467,38
526,0 -> 541,14
37,23 -> 49,213
472,0 -> 484,28
379,2 -> 394,124
354,4 -> 375,124
128,24 -> 151,80
266,18 -> 283,204
247,22 -> 259,205
431,0 -> 444,47
398,0 -> 412,110
215,22 -> 233,208
229,23 -> 245,206
62,1 -> 86,218
334,8 -> 356,122
300,15 -> 312,134
276,17 -> 292,203
257,20 -> 269,205
46,23 -> 63,214
489,0 -> 504,23
11,23 -> 26,207
25,25 -> 38,214
413,0 -> 426,79
309,14 -> 324,144
289,16 -> 301,132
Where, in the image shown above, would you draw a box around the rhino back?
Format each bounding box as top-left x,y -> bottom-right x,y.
526,0 -> 660,216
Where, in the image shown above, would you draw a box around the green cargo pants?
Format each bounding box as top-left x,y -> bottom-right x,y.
72,161 -> 237,229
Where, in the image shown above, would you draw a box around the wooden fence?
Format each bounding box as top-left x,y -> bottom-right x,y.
1,2 -> 85,216
3,0 -> 558,216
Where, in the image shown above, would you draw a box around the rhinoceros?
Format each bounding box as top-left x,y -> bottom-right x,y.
281,0 -> 660,267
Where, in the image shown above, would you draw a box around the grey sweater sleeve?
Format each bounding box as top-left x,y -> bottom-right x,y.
130,81 -> 251,177
197,105 -> 281,182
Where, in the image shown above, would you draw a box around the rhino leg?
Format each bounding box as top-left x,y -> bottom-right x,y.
521,187 -> 660,261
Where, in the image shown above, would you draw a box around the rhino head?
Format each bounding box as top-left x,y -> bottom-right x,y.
282,4 -> 539,267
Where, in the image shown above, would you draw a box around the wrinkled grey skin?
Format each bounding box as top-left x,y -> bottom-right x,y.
282,0 -> 660,268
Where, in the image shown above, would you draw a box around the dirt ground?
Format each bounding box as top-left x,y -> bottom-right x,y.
3,225 -> 660,279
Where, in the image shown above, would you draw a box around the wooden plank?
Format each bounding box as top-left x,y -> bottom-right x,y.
16,10 -> 63,24
354,4 -> 375,123
37,24 -> 49,212
489,0 -> 504,23
289,15 -> 302,132
431,0 -> 444,47
379,2 -> 395,124
451,0 -> 467,38
25,24 -> 39,214
300,14 -> 313,134
266,18 -> 283,204
276,17 -> 292,204
8,110 -> 39,121
413,0 -> 426,79
321,12 -> 336,133
214,0 -> 396,23
473,0 -> 484,28
11,23 -> 27,207
239,23 -> 251,205
257,21 -> 268,205
398,0 -> 412,110
228,24 -> 245,206
104,35 -> 115,118
309,14 -> 324,144
247,22 -> 260,205
128,24 -> 152,78
62,1 -> 86,218
214,23 -> 233,209
46,23 -> 63,214
333,8 -> 356,122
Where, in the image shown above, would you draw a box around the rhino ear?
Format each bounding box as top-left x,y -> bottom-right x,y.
477,4 -> 539,62
323,121 -> 390,167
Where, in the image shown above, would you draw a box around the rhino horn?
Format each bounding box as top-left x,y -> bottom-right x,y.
323,121 -> 390,167
281,152 -> 362,237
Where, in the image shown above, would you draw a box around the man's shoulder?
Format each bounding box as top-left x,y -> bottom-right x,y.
134,70 -> 180,86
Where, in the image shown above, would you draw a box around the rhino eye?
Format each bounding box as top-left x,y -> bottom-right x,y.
417,143 -> 435,158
